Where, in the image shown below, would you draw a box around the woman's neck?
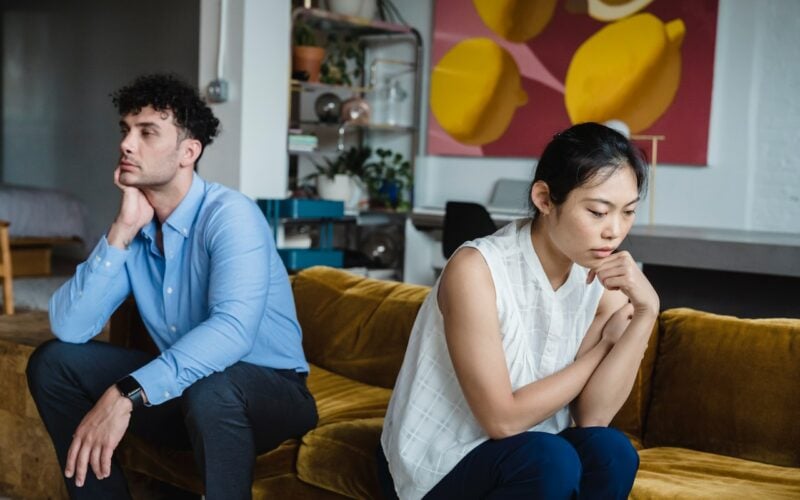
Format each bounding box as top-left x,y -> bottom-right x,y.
530,218 -> 573,292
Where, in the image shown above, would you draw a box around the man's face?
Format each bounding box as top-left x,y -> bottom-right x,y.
118,105 -> 185,188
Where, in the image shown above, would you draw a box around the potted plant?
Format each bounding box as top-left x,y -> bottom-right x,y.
305,146 -> 372,203
292,20 -> 325,82
320,33 -> 365,87
362,148 -> 412,210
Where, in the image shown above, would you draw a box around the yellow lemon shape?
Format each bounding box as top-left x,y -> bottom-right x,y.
565,13 -> 685,133
587,0 -> 654,21
431,38 -> 528,145
473,0 -> 558,42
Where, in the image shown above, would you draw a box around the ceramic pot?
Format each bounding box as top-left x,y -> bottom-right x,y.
328,0 -> 377,20
292,46 -> 325,82
317,174 -> 353,202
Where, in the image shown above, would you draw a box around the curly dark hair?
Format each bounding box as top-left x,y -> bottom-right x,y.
111,73 -> 220,165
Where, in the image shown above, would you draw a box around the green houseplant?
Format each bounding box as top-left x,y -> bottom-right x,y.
292,20 -> 325,82
305,146 -> 372,203
320,34 -> 365,87
362,148 -> 412,210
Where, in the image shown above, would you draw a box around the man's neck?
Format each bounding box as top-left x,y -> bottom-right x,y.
142,172 -> 194,224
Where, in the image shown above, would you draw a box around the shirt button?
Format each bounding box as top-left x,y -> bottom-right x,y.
170,325 -> 177,332
166,287 -> 173,294
164,391 -> 170,398
104,261 -> 111,267
95,256 -> 101,262
182,228 -> 188,235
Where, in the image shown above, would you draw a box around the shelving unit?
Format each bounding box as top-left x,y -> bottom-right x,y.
287,7 -> 423,279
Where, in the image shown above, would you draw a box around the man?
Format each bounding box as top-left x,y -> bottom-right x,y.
26,73 -> 317,499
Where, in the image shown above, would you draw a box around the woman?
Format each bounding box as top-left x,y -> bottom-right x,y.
380,123 -> 659,499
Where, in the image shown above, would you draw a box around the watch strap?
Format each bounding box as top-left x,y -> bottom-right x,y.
115,375 -> 145,409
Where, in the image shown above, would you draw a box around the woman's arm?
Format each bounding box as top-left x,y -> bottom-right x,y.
570,251 -> 659,427
439,248 -> 613,439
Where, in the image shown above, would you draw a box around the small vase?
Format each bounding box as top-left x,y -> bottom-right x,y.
292,46 -> 325,82
317,174 -> 353,202
328,0 -> 376,19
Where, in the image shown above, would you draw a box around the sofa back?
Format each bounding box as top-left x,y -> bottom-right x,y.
642,308 -> 800,468
292,266 -> 430,389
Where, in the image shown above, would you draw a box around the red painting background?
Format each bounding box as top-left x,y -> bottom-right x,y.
428,0 -> 719,165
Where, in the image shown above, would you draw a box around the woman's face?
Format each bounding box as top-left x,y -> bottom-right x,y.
545,166 -> 640,268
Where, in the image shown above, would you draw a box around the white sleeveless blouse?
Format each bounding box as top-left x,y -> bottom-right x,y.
381,220 -> 605,500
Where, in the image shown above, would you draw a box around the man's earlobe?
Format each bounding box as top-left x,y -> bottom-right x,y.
182,139 -> 202,168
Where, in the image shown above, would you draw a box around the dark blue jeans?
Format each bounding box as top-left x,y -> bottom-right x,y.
378,427 -> 639,499
26,339 -> 318,500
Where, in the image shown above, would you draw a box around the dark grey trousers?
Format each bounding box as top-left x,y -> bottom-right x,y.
26,339 -> 318,500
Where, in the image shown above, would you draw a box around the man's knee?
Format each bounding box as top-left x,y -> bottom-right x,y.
181,371 -> 244,429
505,432 -> 582,496
26,339 -> 76,391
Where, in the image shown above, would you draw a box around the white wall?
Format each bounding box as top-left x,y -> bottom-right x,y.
198,0 -> 290,200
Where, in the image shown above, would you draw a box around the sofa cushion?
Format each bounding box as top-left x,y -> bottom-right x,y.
644,308 -> 800,467
293,267 -> 429,388
297,418 -> 384,500
632,447 -> 800,499
307,363 -> 392,426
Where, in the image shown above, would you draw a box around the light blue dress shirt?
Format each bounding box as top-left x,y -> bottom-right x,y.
49,174 -> 309,405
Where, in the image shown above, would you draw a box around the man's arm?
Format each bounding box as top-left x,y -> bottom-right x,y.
49,238 -> 133,342
61,167 -> 156,486
129,198 -> 272,406
50,167 -> 151,342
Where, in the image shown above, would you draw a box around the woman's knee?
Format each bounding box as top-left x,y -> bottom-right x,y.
600,428 -> 639,481
505,433 -> 582,495
567,426 -> 639,493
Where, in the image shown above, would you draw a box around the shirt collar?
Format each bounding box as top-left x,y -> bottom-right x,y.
165,172 -> 206,238
137,173 -> 205,241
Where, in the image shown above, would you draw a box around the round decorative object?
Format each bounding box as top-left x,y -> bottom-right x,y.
359,228 -> 400,268
314,93 -> 342,123
340,97 -> 371,125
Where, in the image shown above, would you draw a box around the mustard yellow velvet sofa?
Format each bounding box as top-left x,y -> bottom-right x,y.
112,266 -> 800,499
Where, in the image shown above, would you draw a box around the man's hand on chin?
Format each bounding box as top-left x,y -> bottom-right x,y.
108,166 -> 154,249
65,386 -> 133,487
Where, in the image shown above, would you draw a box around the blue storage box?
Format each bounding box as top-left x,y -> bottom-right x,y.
257,198 -> 344,220
278,248 -> 343,271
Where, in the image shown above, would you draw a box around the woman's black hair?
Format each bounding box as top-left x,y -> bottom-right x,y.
111,73 -> 220,167
528,122 -> 648,218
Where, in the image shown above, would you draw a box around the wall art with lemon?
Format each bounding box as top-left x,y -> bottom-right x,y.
429,0 -> 718,165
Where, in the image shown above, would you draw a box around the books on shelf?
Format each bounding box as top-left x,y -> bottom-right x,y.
288,133 -> 318,152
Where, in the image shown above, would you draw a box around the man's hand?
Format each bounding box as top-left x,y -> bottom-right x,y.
65,386 -> 132,487
107,167 -> 154,249
587,251 -> 660,317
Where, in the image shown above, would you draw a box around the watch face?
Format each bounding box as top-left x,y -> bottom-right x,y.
117,376 -> 141,397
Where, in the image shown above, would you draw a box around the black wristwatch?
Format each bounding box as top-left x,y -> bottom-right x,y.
115,375 -> 145,409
